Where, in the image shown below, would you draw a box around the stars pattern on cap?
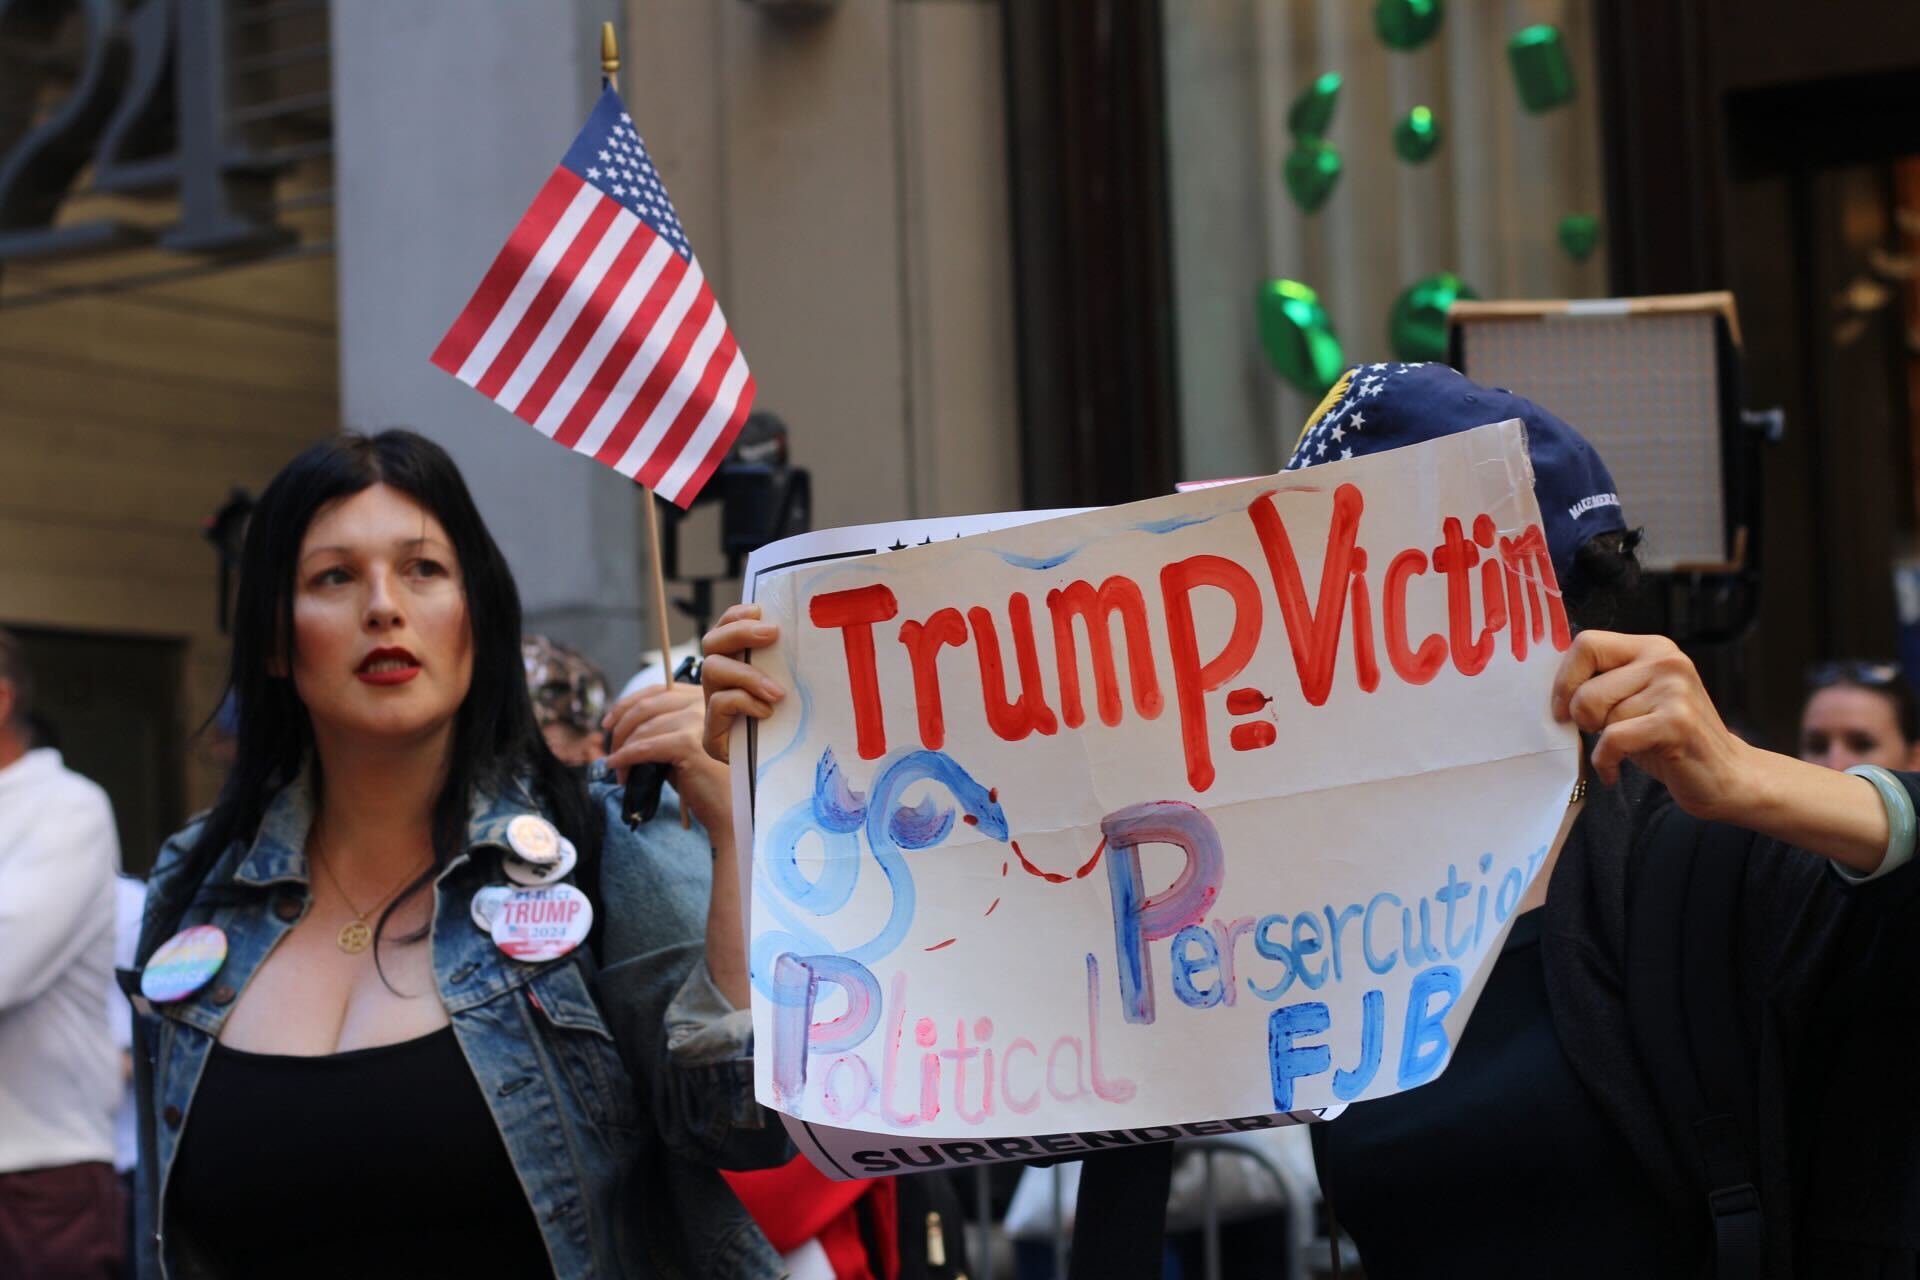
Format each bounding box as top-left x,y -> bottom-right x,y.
1286,361 -> 1431,471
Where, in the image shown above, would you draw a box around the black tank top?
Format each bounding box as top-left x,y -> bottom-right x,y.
169,1026 -> 553,1278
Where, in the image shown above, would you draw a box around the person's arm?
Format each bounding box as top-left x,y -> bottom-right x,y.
0,780 -> 118,1011
602,681 -> 750,1007
588,773 -> 790,1169
1555,631 -> 1892,875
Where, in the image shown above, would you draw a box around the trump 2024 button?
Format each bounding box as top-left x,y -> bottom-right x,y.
490,884 -> 593,962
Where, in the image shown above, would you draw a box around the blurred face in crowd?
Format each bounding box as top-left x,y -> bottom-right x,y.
542,723 -> 605,768
1798,684 -> 1920,772
289,484 -> 474,750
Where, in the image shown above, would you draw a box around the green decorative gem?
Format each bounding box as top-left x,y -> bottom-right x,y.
1257,280 -> 1347,397
1558,213 -> 1600,262
1508,24 -> 1576,113
1388,272 -> 1478,362
1287,71 -> 1343,142
1283,139 -> 1343,213
1375,0 -> 1443,51
1392,105 -> 1442,163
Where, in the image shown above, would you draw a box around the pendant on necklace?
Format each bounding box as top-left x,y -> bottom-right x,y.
337,919 -> 373,954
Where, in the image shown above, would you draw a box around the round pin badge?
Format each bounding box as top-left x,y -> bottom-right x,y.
470,884 -> 513,932
505,814 -> 562,868
141,925 -> 229,1003
504,837 -> 578,887
491,883 -> 594,963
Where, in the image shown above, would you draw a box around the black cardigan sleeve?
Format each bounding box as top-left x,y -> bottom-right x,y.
1543,763 -> 1920,1275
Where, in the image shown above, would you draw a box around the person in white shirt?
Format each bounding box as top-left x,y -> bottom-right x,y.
0,628 -> 123,1279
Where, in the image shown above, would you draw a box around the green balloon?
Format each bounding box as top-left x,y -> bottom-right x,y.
1283,140 -> 1342,213
1375,0 -> 1443,51
1393,105 -> 1442,163
1257,280 -> 1346,397
1288,72 -> 1342,141
1558,213 -> 1600,262
1388,273 -> 1478,362
1508,24 -> 1576,113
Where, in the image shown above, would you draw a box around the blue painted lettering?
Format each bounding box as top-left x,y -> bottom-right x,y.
1397,964 -> 1462,1088
1267,1001 -> 1332,1110
1170,924 -> 1224,1008
1332,989 -> 1385,1099
1247,913 -> 1296,1000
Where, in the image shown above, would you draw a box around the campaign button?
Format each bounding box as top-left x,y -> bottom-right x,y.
505,814 -> 562,867
504,838 -> 578,887
470,884 -> 513,932
490,884 -> 593,963
141,925 -> 228,1003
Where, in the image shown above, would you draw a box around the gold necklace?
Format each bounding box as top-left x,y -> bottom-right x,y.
310,844 -> 425,955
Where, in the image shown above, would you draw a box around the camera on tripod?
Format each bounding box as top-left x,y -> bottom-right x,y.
658,411 -> 811,633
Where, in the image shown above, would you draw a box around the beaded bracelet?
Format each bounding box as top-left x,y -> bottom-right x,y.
1840,764 -> 1917,883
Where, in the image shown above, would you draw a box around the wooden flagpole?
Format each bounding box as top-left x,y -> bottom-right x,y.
601,22 -> 679,690
602,22 -> 691,829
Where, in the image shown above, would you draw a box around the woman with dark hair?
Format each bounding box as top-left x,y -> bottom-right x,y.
1798,659 -> 1920,773
706,364 -> 1920,1279
130,430 -> 787,1279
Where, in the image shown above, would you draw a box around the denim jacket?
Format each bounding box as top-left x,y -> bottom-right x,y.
129,765 -> 791,1279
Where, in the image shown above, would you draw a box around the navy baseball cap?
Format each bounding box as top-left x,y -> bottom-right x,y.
1285,361 -> 1627,585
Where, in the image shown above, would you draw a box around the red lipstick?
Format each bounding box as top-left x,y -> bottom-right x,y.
356,646 -> 421,686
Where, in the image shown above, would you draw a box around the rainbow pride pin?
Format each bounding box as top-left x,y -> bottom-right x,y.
141,925 -> 228,1003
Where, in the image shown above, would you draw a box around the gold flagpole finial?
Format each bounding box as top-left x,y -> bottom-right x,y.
600,22 -> 620,78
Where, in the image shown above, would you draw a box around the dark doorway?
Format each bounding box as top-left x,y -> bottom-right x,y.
10,625 -> 186,876
1593,2 -> 1920,750
1716,65 -> 1920,749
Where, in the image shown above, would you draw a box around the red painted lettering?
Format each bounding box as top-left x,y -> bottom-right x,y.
810,585 -> 899,759
1160,554 -> 1263,792
1348,549 -> 1379,693
898,608 -> 968,749
1474,515 -> 1508,658
1498,525 -> 1571,655
1247,483 -> 1364,706
1046,576 -> 1163,728
1432,517 -> 1492,677
1230,722 -> 1276,751
1384,548 -> 1445,684
968,594 -> 1058,742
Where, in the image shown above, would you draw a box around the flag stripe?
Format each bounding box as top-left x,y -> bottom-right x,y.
541,236 -> 679,444
583,264 -> 710,464
516,221 -> 657,429
657,363 -> 754,506
493,204 -> 639,412
615,299 -> 729,479
475,196 -> 623,401
453,179 -> 602,386
635,324 -> 739,490
430,169 -> 581,375
561,250 -> 697,455
433,88 -> 750,509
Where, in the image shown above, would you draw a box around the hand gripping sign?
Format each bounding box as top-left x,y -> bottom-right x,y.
732,422 -> 1578,1179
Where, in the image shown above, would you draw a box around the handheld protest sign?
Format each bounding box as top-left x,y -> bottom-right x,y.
735,422 -> 1578,1178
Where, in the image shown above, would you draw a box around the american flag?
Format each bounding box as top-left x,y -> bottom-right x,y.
431,86 -> 753,507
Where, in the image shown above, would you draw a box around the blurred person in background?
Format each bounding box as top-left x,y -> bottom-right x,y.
522,634 -> 610,767
0,627 -> 124,1279
1798,660 -> 1920,772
